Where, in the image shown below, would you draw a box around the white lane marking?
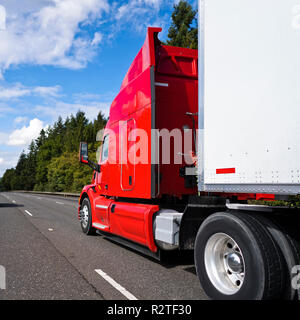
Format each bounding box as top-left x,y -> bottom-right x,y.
55,201 -> 64,205
25,210 -> 33,217
95,269 -> 138,300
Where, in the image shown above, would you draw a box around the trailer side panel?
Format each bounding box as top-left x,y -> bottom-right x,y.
199,0 -> 300,194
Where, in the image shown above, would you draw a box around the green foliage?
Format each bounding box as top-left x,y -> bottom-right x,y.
249,195 -> 300,208
0,169 -> 17,191
0,111 -> 107,193
47,151 -> 96,192
165,0 -> 198,49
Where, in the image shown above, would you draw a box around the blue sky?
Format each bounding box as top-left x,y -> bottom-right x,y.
0,0 -> 197,176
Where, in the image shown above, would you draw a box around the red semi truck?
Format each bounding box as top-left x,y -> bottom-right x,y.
78,5 -> 300,300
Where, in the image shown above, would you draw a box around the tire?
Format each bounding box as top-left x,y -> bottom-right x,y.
80,197 -> 96,235
194,211 -> 285,300
252,215 -> 300,300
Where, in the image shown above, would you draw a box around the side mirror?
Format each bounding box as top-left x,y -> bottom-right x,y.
79,142 -> 89,164
79,142 -> 101,173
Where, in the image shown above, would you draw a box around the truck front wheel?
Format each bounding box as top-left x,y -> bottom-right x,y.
80,197 -> 96,235
194,211 -> 285,300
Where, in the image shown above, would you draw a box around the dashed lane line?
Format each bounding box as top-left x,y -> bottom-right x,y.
95,269 -> 138,300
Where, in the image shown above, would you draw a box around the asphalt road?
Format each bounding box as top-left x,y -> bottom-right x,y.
0,192 -> 207,300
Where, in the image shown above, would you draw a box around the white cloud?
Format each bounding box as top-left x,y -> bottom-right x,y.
0,157 -> 4,165
113,0 -> 168,34
0,0 -> 109,75
116,0 -> 161,21
73,91 -> 115,103
0,0 -> 172,76
0,84 -> 31,100
0,83 -> 61,100
32,85 -> 61,97
0,149 -> 21,177
14,116 -> 28,125
144,0 -> 162,8
0,4 -> 6,31
91,32 -> 103,46
0,1 -> 53,15
7,118 -> 45,146
35,101 -> 110,121
73,92 -> 103,101
0,132 -> 8,143
0,104 -> 15,116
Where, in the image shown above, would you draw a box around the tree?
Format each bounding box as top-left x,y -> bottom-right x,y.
0,110 -> 107,192
165,0 -> 198,49
0,168 -> 16,191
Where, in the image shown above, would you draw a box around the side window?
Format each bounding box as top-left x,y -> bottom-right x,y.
101,135 -> 109,163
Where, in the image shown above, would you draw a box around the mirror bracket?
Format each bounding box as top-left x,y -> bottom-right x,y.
87,160 -> 101,173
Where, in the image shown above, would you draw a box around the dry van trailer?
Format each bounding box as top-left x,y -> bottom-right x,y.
198,0 -> 300,195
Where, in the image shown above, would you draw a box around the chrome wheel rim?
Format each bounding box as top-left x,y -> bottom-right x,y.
81,205 -> 89,228
204,233 -> 245,295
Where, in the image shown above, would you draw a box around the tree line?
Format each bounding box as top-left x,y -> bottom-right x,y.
0,111 -> 107,192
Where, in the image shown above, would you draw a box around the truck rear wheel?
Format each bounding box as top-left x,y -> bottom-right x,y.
251,215 -> 300,300
80,197 -> 96,235
194,211 -> 285,300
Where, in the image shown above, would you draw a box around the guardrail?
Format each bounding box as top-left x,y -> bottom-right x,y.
10,190 -> 80,198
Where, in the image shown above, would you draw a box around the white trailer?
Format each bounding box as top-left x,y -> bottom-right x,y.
188,0 -> 300,300
198,0 -> 300,195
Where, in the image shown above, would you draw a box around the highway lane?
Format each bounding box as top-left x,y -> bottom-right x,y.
0,193 -> 102,300
0,192 -> 207,300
